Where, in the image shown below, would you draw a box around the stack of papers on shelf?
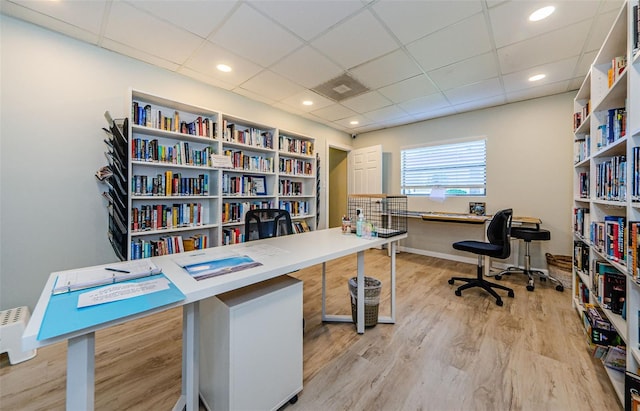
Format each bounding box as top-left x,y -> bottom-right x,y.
52,260 -> 162,294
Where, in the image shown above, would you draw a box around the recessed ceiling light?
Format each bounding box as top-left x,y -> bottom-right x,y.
529,74 -> 546,82
529,6 -> 555,22
216,64 -> 232,73
302,100 -> 313,106
350,120 -> 359,125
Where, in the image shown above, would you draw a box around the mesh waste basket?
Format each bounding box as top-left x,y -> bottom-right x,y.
348,276 -> 382,327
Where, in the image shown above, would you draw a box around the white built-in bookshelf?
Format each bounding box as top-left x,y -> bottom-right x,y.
572,0 -> 640,405
105,89 -> 317,260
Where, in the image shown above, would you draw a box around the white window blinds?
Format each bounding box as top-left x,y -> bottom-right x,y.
401,139 -> 486,196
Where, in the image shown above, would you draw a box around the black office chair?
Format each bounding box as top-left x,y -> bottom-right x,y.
448,208 -> 515,306
245,208 -> 294,241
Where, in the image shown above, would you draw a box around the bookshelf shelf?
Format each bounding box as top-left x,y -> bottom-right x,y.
104,90 -> 318,251
572,1 -> 640,405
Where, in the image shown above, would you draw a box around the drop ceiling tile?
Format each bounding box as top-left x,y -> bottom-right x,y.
311,104 -> 358,122
490,1 -> 600,48
444,78 -> 503,105
428,52 -> 498,91
178,67 -> 235,91
102,38 -> 180,72
585,8 -> 623,52
270,46 -> 343,89
506,80 -> 572,103
232,87 -> 278,106
0,2 -> 100,44
363,105 -> 410,123
105,2 -> 203,65
239,70 -> 305,102
130,0 -> 238,39
210,3 -> 302,67
371,0 -> 482,45
502,57 -> 579,93
311,9 -> 398,69
333,115 -> 375,129
340,91 -> 392,113
453,95 -> 506,114
350,49 -> 422,89
410,106 -> 457,122
406,13 -> 492,72
497,20 -> 590,74
184,41 -> 263,86
577,50 -> 598,76
378,75 -> 438,104
248,0 -> 364,41
3,0 -> 106,34
398,93 -> 450,115
568,77 -> 586,90
280,91 -> 335,112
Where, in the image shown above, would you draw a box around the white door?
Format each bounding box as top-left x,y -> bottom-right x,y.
348,145 -> 383,194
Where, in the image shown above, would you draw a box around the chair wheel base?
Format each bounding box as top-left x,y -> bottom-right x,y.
455,289 -> 461,297
448,278 -> 455,285
496,299 -> 503,306
526,285 -> 535,292
556,285 -> 564,292
508,290 -> 514,298
495,275 -> 502,280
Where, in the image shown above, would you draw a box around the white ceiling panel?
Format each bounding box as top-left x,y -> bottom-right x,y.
443,77 -> 503,105
406,13 -> 492,72
130,0 -> 238,39
239,70 -> 306,102
105,2 -> 203,65
270,46 -> 344,89
378,75 -> 439,104
183,41 -> 263,86
428,52 -> 499,91
497,20 -> 591,75
311,9 -> 399,69
209,3 -> 302,67
1,0 -> 623,134
490,0 -> 601,48
350,49 -> 423,90
372,0 -> 482,44
248,0 -> 364,41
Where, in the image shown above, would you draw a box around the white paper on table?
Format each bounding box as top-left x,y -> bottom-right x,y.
242,243 -> 290,258
77,277 -> 170,308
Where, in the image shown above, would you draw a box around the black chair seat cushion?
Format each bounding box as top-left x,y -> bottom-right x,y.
510,227 -> 550,242
453,240 -> 505,258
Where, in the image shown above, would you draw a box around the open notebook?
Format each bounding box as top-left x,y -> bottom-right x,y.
51,260 -> 162,294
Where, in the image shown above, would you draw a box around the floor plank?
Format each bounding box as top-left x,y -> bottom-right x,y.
0,250 -> 621,410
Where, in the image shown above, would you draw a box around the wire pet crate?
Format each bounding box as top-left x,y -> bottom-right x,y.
347,194 -> 407,238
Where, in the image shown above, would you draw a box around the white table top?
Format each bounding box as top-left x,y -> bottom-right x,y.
23,228 -> 406,349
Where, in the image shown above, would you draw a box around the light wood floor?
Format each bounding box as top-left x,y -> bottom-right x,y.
0,250 -> 621,410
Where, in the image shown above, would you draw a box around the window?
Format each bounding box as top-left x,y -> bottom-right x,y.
401,139 -> 486,196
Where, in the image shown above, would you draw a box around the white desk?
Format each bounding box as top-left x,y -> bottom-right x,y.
23,228 -> 406,411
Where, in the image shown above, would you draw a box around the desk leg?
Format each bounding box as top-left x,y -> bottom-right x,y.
321,262 -> 327,321
178,302 -> 199,411
357,250 -> 365,334
67,332 -> 95,411
377,240 -> 397,325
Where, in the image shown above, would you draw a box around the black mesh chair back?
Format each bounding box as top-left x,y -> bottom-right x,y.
245,208 -> 294,241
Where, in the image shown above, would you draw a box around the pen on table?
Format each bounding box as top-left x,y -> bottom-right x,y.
105,267 -> 130,273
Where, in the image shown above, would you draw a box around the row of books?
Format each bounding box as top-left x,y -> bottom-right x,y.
607,56 -> 627,88
223,149 -> 274,173
595,154 -> 626,201
292,220 -> 310,234
131,233 -> 208,260
631,147 -> 640,201
222,174 -> 264,196
574,135 -> 590,163
279,135 -> 314,156
627,222 -> 640,283
595,107 -> 626,149
573,207 -> 590,238
131,202 -> 206,232
132,138 -> 214,167
574,275 -> 590,305
592,260 -> 626,315
279,158 -> 313,176
634,2 -> 640,55
222,120 -> 273,149
578,171 -> 589,198
590,215 -> 626,262
279,179 -> 303,196
573,100 -> 591,131
574,240 -> 590,273
222,227 -> 244,245
132,172 -> 209,197
132,101 -> 216,138
221,201 -> 274,223
279,200 -> 310,217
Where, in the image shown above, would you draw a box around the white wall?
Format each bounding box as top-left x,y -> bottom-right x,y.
353,93 -> 574,267
0,16 -> 351,311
